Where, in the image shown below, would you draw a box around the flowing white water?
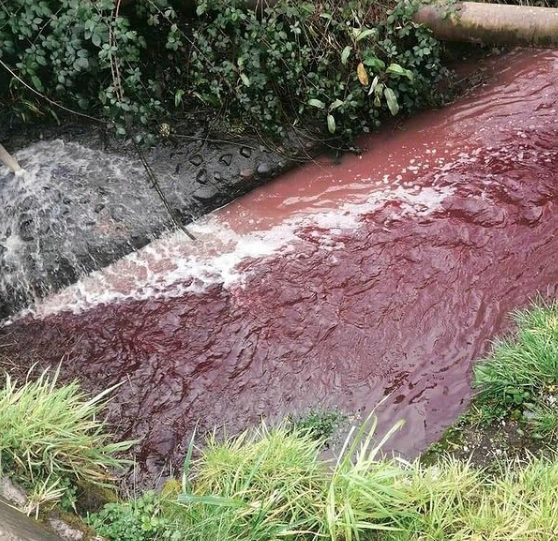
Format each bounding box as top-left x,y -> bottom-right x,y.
10,181 -> 454,320
0,140 -> 161,313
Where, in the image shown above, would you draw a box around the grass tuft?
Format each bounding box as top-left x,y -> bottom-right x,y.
474,299 -> 558,437
0,366 -> 134,512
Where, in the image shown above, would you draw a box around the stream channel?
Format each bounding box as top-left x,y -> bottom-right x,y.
1,48 -> 558,484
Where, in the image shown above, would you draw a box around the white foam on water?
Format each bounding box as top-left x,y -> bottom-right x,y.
10,182 -> 454,320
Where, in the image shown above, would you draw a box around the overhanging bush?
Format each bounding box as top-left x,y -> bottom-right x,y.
188,0 -> 447,139
0,0 -> 446,141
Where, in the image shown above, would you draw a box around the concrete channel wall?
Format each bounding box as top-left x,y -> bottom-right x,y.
0,499 -> 63,541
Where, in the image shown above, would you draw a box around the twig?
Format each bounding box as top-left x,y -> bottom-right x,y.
0,58 -> 103,123
132,140 -> 196,241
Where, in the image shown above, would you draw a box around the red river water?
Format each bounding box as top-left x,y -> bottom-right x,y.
1,49 -> 558,482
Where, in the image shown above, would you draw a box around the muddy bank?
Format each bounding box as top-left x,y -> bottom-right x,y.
0,120 -> 312,318
2,49 -> 558,485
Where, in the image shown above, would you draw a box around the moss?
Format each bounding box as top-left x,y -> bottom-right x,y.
421,424 -> 465,466
75,481 -> 119,516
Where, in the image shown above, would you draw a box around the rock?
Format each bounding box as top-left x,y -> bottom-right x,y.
213,172 -> 223,181
110,205 -> 125,223
240,168 -> 254,180
219,153 -> 233,166
193,185 -> 219,203
0,477 -> 27,507
189,154 -> 203,166
48,518 -> 84,541
94,204 -> 105,213
240,147 -> 252,158
0,499 -> 63,541
256,162 -> 271,176
196,169 -> 208,184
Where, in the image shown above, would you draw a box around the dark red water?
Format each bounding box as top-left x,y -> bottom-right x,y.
2,49 -> 558,482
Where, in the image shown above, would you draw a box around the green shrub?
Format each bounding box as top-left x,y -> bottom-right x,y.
292,409 -> 346,442
0,367 -> 133,510
88,492 -> 181,541
0,0 -> 178,140
1,0 -> 447,141
188,0 -> 447,139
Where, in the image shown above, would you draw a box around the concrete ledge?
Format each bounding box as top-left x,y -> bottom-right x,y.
0,499 -> 63,541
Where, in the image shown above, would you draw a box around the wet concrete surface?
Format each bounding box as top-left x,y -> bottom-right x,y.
0,122 -> 311,318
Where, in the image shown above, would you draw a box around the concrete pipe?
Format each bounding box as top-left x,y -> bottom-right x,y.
414,2 -> 558,47
0,143 -> 22,174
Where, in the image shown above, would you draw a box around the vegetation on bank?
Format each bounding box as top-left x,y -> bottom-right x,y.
0,367 -> 133,516
474,299 -> 558,439
88,423 -> 558,541
1,299 -> 558,539
0,0 -> 446,142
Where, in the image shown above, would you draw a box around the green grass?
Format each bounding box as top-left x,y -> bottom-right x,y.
91,414 -> 558,541
474,299 -> 558,437
0,366 -> 134,514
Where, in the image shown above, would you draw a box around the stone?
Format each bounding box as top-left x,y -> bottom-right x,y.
0,477 -> 27,507
94,204 -> 105,213
196,169 -> 208,184
193,185 -> 219,203
219,153 -> 233,166
110,205 -> 125,222
240,147 -> 252,158
256,162 -> 271,176
48,518 -> 84,541
240,168 -> 254,180
189,154 -> 203,166
0,500 -> 63,541
213,172 -> 222,181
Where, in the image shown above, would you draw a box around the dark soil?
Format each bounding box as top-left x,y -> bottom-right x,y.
422,411 -> 557,470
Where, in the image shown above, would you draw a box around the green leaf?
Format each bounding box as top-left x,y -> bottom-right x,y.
384,87 -> 399,116
74,57 -> 89,70
240,73 -> 251,87
31,75 -> 44,92
329,99 -> 344,111
341,46 -> 352,65
327,114 -> 336,134
363,57 -> 386,71
386,63 -> 414,81
174,89 -> 184,108
177,494 -> 246,507
308,98 -> 326,109
356,28 -> 376,41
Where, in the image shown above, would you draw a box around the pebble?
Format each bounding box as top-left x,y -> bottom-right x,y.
189,154 -> 203,166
